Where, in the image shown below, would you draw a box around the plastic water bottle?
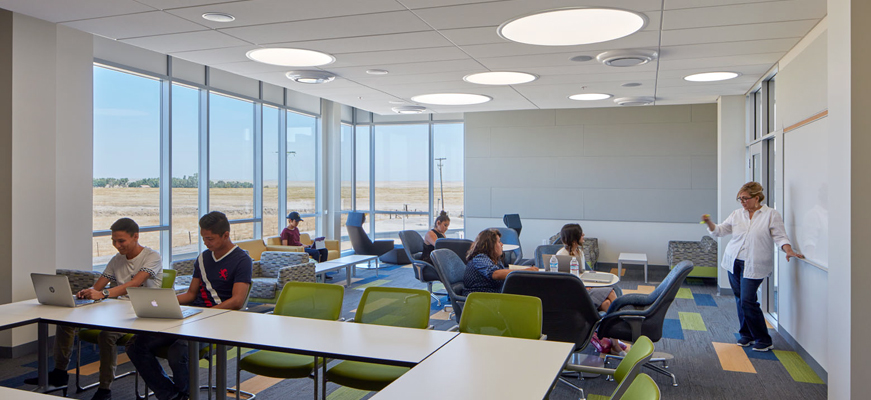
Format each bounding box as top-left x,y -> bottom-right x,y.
570,257 -> 580,276
549,255 -> 558,272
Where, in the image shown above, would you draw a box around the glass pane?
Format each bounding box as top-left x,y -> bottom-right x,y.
433,123 -> 464,234
229,222 -> 255,242
171,84 -> 200,258
340,213 -> 352,251
755,91 -> 763,140
287,111 -> 317,217
263,106 -> 280,239
356,126 -> 370,211
374,124 -> 429,239
93,231 -> 161,270
209,93 -> 254,220
93,66 -> 161,252
297,216 -> 317,238
341,124 -> 353,211
768,77 -> 776,133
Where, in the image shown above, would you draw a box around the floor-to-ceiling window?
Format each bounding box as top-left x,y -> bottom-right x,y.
373,124 -> 430,240
340,123 -> 354,249
209,93 -> 255,242
432,123 -> 465,235
170,83 -> 200,258
92,66 -> 162,267
262,105 -> 281,238
286,110 -> 318,236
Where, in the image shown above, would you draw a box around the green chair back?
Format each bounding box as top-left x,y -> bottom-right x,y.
615,373 -> 660,400
459,292 -> 542,340
355,287 -> 431,329
274,281 -> 344,320
614,336 -> 655,384
161,269 -> 177,289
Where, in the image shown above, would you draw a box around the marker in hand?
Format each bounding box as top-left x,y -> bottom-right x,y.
700,214 -> 710,224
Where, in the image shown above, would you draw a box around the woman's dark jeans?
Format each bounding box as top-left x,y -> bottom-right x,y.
727,259 -> 771,345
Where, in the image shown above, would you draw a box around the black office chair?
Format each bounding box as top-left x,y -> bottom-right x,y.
434,238 -> 473,262
502,270 -> 602,395
398,230 -> 446,305
598,261 -> 694,387
495,227 -> 532,265
346,212 -> 393,258
429,249 -> 468,322
503,214 -> 522,237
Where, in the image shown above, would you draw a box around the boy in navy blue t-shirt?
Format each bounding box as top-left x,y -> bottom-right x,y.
127,212 -> 252,400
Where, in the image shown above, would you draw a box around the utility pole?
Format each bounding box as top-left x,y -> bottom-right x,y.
435,157 -> 446,211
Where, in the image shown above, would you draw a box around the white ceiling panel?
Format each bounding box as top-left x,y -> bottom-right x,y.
658,52 -> 784,70
134,0 -> 242,10
209,60 -> 289,75
661,38 -> 799,60
662,0 -> 827,30
398,0 -> 508,9
327,59 -> 484,77
329,46 -> 471,68
459,30 -> 661,59
664,0 -> 790,9
272,31 -> 455,55
165,0 -> 404,29
63,11 -> 208,39
412,0 -> 663,30
170,45 -> 259,65
439,26 -> 503,46
657,63 -> 773,80
218,11 -> 431,44
122,30 -> 250,54
529,71 -> 658,86
656,83 -> 750,96
661,19 -> 819,46
350,71 -> 469,86
0,0 -> 154,23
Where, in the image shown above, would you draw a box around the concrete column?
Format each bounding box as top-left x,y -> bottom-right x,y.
716,95 -> 746,291
320,99 -> 342,240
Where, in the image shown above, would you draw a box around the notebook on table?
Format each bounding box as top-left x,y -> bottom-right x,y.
127,287 -> 202,319
31,273 -> 97,307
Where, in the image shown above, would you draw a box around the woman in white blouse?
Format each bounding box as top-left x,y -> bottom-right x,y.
702,182 -> 803,352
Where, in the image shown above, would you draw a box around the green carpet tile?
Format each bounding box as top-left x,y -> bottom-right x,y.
0,262 -> 827,400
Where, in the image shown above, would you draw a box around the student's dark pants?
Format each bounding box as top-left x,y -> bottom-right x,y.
727,259 -> 772,345
126,334 -> 207,400
305,247 -> 329,262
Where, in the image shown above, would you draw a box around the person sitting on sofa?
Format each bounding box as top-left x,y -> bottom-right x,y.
281,211 -> 328,262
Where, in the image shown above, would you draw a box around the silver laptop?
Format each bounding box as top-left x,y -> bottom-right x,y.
127,287 -> 202,319
542,254 -> 587,273
31,273 -> 97,307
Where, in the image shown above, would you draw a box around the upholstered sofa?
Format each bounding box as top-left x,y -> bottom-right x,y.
667,236 -> 718,278
264,234 -> 340,261
546,234 -> 600,269
171,251 -> 315,303
234,238 -> 303,262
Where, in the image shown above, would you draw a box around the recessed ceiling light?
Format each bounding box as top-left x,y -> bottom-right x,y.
463,71 -> 537,85
498,8 -> 647,46
246,48 -> 335,67
202,12 -> 235,22
286,70 -> 335,84
411,93 -> 492,105
614,96 -> 655,106
621,82 -> 642,87
392,105 -> 427,114
388,100 -> 406,105
569,93 -> 612,101
684,72 -> 741,82
597,49 -> 658,67
570,55 -> 594,62
366,69 -> 389,75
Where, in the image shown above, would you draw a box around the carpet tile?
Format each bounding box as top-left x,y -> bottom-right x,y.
693,293 -> 718,307
678,312 -> 707,331
675,287 -> 694,299
662,318 -> 685,340
712,342 -> 756,373
774,350 -> 825,384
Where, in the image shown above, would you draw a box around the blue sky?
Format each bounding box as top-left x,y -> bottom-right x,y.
94,66 -> 463,182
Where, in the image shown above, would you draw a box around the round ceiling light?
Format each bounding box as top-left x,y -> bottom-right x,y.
246,48 -> 335,67
463,71 -> 537,85
498,8 -> 647,46
683,72 -> 741,82
392,105 -> 427,114
569,93 -> 612,101
366,69 -> 389,75
411,93 -> 492,105
202,12 -> 235,22
597,50 -> 658,67
286,70 -> 335,84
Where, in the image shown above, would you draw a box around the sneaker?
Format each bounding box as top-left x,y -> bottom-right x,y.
752,342 -> 774,352
90,388 -> 112,400
737,337 -> 754,347
23,368 -> 68,387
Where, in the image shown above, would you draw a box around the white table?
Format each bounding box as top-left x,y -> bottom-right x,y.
507,267 -> 620,287
161,310 -> 459,400
315,254 -> 380,285
371,333 -> 573,400
0,386 -> 68,399
618,252 -> 649,283
502,244 -> 520,251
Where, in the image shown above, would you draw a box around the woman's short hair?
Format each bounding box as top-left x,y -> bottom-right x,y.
467,228 -> 502,263
434,210 -> 450,228
559,223 -> 583,254
738,181 -> 765,202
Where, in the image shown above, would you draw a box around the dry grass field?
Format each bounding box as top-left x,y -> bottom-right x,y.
92,182 -> 463,261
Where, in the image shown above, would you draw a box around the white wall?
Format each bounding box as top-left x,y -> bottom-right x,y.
464,104 -> 718,266
716,96 -> 746,289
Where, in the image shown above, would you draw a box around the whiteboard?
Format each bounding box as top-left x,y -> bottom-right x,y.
782,118 -> 828,269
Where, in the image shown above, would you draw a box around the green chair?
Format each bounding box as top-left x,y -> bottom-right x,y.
237,282 -> 344,400
615,373 -> 660,400
457,292 -> 542,339
76,270 -> 176,394
323,287 -> 431,399
563,335 -> 656,400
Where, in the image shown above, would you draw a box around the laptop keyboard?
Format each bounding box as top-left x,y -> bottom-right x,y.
74,298 -> 96,306
181,309 -> 202,318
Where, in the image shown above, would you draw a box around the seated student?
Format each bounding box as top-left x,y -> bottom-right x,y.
126,211 -> 252,400
24,218 -> 162,400
462,229 -> 536,295
281,211 -> 328,262
421,211 -> 450,264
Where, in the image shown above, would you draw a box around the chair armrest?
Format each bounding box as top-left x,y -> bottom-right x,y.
564,364 -> 616,376
539,334 -> 547,340
607,293 -> 651,312
252,261 -> 262,277
325,240 -> 339,251
266,245 -> 306,253
600,310 -> 648,342
277,261 -> 316,287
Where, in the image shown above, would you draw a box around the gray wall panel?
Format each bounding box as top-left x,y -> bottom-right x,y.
554,105 -> 694,126
584,189 -> 716,223
486,157 -> 560,188
691,156 -> 717,189
556,156 -> 692,189
464,187 -> 491,218
491,187 -> 584,220
465,109 -> 555,128
489,125 -> 582,158
464,127 -> 490,158
692,103 -> 718,122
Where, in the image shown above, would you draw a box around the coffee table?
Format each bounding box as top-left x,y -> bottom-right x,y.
315,254 -> 379,286
618,253 -> 649,283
